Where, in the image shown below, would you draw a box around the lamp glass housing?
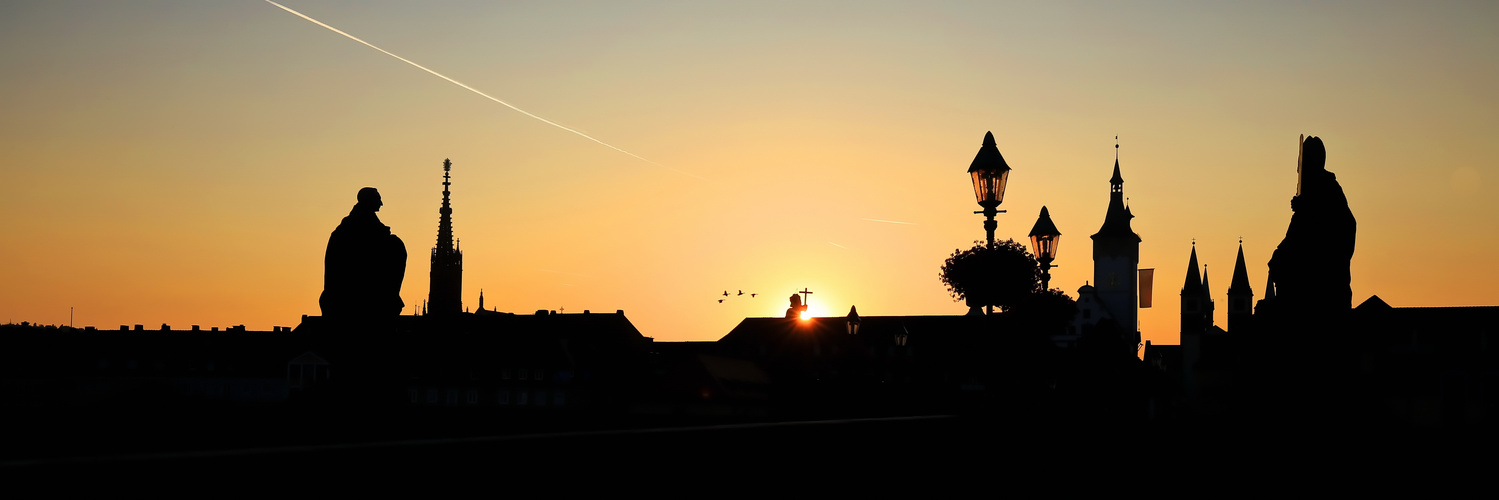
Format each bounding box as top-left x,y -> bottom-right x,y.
970,168 -> 1010,207
1031,233 -> 1061,260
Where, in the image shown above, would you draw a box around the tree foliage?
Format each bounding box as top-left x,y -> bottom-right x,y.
938,239 -> 1041,313
1013,287 -> 1079,332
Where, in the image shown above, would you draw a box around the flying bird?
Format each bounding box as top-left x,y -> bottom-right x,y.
737,290 -> 744,296
751,293 -> 757,298
722,291 -> 729,297
718,299 -> 724,303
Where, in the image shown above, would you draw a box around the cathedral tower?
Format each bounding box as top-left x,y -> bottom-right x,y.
1180,243 -> 1206,338
428,159 -> 463,315
1227,240 -> 1254,333
1091,149 -> 1142,346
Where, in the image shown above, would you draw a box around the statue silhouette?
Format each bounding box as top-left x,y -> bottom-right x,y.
785,294 -> 806,319
319,187 -> 407,319
1268,136 -> 1356,313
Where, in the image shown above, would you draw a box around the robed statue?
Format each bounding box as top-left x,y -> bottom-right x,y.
320,187 -> 407,318
1267,136 -> 1356,314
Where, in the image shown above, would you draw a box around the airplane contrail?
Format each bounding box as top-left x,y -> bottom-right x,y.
264,1 -> 703,180
862,218 -> 917,225
827,241 -> 848,250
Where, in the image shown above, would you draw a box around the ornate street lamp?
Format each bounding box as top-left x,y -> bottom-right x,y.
894,325 -> 909,347
1028,206 -> 1062,291
846,306 -> 861,335
968,131 -> 1012,246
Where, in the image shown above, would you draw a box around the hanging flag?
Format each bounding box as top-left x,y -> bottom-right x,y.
1138,268 -> 1155,308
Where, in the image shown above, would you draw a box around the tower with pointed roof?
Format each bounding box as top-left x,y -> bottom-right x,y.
1091,143 -> 1142,348
1202,265 -> 1215,329
1179,243 -> 1210,397
1227,240 -> 1254,333
1180,243 -> 1207,338
428,159 -> 463,316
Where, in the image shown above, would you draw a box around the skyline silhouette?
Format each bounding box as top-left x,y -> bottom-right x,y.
2,2 -> 1497,349
1,123 -> 1493,469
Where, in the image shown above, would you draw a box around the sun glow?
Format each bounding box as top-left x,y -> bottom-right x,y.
798,310 -> 811,321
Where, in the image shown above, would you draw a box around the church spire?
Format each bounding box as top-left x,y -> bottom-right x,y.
428,158 -> 464,315
1202,264 -> 1212,301
1182,242 -> 1203,294
1093,141 -> 1138,242
1229,239 -> 1252,295
436,159 -> 455,253
1228,239 -> 1255,333
1202,263 -> 1215,327
1111,136 -> 1124,187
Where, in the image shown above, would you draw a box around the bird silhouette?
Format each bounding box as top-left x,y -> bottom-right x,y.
722,291 -> 729,297
750,293 -> 757,298
737,290 -> 744,296
717,299 -> 724,303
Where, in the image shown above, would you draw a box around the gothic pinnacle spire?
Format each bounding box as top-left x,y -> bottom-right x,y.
436,158 -> 454,253
429,158 -> 464,315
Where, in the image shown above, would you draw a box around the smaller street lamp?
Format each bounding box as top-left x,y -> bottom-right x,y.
1028,206 -> 1062,291
846,306 -> 861,335
968,131 -> 1012,246
894,325 -> 909,347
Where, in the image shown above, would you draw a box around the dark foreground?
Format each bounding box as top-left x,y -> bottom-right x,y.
4,407 -> 1489,488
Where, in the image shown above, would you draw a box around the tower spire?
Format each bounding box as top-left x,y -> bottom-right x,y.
1229,240 -> 1253,295
1182,242 -> 1203,293
1228,239 -> 1255,333
437,159 -> 454,252
429,158 -> 464,315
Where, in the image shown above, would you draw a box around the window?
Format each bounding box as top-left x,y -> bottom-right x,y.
427,388 -> 439,404
534,369 -> 544,381
497,390 -> 509,405
502,369 -> 511,380
446,389 -> 458,405
409,388 -> 419,404
519,369 -> 528,381
553,391 -> 565,406
467,390 -> 478,405
535,391 -> 547,406
517,391 -> 529,405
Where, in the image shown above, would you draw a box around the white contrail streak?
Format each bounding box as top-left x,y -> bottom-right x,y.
827,241 -> 848,250
264,1 -> 702,180
862,218 -> 917,225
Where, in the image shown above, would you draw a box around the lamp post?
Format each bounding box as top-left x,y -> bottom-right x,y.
1028,206 -> 1062,291
968,131 -> 1012,246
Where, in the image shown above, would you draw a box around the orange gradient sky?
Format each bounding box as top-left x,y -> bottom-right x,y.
2,1 -> 1496,346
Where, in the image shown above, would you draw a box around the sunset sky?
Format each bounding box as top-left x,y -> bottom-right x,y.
2,1 -> 1496,346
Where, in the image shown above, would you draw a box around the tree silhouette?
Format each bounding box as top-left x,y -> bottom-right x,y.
939,239 -> 1041,314
1013,287 -> 1079,333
